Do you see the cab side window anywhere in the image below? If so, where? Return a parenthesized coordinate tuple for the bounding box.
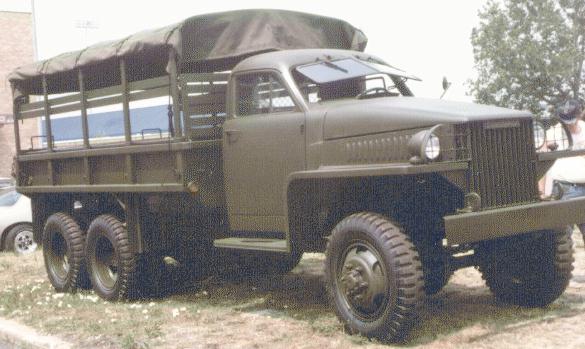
(236, 73, 296, 116)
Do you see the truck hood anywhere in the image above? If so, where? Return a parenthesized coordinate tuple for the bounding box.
(321, 97, 533, 140)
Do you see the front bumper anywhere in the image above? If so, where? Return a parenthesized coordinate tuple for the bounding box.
(444, 196, 585, 245)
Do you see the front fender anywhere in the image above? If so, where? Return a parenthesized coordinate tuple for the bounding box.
(286, 161, 468, 182)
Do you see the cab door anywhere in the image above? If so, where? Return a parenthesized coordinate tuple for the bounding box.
(222, 71, 306, 233)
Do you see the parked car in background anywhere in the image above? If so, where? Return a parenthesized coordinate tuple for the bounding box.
(0, 187, 35, 255)
(0, 177, 14, 189)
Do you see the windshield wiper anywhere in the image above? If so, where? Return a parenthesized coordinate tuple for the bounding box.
(323, 61, 348, 73)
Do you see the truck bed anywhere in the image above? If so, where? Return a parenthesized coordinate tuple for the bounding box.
(14, 71, 229, 208)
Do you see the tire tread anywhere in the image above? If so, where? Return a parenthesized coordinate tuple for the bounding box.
(325, 212, 424, 342)
(42, 213, 88, 292)
(86, 214, 138, 301)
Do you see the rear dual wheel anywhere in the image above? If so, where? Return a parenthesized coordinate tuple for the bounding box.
(43, 212, 166, 301)
(85, 214, 139, 301)
(43, 213, 90, 292)
(85, 215, 178, 300)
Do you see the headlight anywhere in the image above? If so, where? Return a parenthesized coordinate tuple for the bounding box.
(533, 121, 546, 149)
(408, 125, 442, 164)
(425, 133, 441, 160)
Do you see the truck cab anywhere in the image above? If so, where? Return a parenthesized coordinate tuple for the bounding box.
(223, 49, 414, 236)
(219, 48, 420, 249)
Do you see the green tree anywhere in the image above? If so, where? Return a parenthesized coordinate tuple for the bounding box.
(469, 0, 585, 116)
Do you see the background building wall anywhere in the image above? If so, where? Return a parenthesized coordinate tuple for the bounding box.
(0, 10, 34, 178)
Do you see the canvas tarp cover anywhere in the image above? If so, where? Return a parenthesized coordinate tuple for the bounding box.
(9, 9, 367, 97)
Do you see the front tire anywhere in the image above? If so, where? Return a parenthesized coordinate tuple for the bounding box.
(43, 213, 89, 292)
(478, 229, 573, 307)
(417, 242, 452, 295)
(86, 215, 138, 301)
(325, 212, 424, 342)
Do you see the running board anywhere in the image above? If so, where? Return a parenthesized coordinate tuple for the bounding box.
(213, 237, 288, 252)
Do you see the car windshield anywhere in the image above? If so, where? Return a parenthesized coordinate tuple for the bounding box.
(0, 189, 19, 207)
(293, 57, 419, 103)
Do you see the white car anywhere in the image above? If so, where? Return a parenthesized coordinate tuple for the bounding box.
(0, 188, 35, 255)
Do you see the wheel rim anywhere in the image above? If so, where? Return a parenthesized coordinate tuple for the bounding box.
(93, 235, 118, 290)
(47, 231, 70, 281)
(14, 229, 37, 255)
(337, 241, 389, 321)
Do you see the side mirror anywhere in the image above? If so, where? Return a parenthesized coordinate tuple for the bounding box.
(440, 77, 451, 99)
(442, 77, 451, 90)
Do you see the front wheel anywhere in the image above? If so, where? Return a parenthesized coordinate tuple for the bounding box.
(325, 212, 424, 342)
(478, 229, 574, 307)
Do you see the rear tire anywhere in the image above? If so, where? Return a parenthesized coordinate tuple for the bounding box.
(86, 215, 138, 301)
(478, 229, 573, 307)
(42, 213, 89, 293)
(5, 223, 36, 255)
(325, 212, 424, 342)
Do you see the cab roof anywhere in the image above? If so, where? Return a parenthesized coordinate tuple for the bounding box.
(232, 49, 419, 81)
(232, 49, 376, 73)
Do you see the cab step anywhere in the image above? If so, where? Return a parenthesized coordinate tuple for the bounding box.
(213, 237, 288, 252)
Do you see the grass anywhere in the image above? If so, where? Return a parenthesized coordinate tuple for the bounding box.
(0, 251, 338, 348)
(1, 241, 585, 348)
(0, 252, 165, 347)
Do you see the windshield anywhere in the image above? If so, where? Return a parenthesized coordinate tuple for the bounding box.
(296, 58, 378, 84)
(293, 57, 419, 103)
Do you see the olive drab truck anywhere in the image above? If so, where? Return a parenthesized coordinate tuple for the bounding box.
(9, 9, 585, 342)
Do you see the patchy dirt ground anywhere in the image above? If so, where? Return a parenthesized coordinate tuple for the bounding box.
(1, 232, 585, 349)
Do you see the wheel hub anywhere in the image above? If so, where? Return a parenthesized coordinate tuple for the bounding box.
(339, 245, 387, 315)
(94, 236, 118, 289)
(341, 265, 369, 303)
(15, 230, 36, 254)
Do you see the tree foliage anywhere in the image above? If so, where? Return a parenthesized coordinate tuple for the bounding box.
(469, 0, 585, 116)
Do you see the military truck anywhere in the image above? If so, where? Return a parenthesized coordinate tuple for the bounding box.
(8, 9, 585, 342)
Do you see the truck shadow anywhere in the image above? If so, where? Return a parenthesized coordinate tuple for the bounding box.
(170, 253, 585, 345)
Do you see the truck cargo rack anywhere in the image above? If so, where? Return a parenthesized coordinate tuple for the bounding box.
(13, 56, 228, 203)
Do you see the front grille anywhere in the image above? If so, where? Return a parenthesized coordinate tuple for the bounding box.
(468, 119, 537, 208)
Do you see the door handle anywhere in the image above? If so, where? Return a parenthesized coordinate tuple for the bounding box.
(224, 129, 241, 143)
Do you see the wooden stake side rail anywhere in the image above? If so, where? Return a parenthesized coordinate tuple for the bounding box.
(17, 139, 221, 162)
(17, 183, 187, 194)
(16, 139, 224, 208)
(18, 76, 171, 119)
(180, 72, 230, 140)
(13, 59, 230, 203)
(15, 71, 231, 151)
